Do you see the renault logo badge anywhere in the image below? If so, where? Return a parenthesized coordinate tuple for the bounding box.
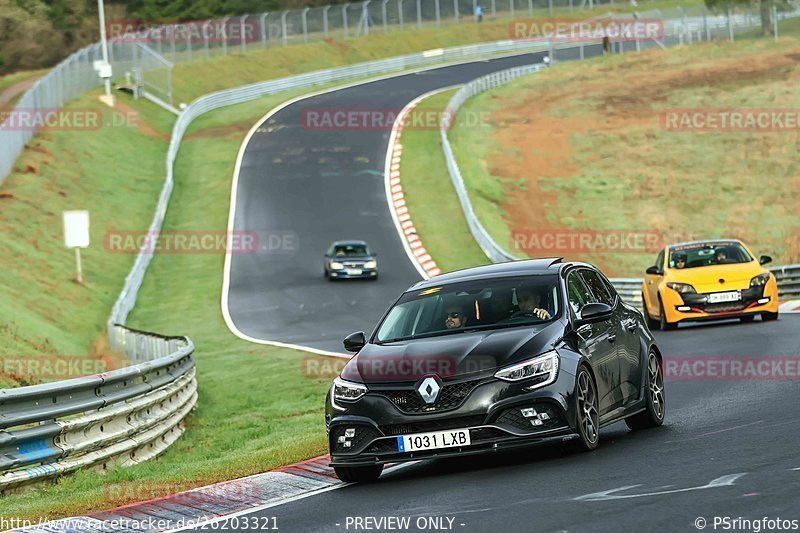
(417, 376, 441, 404)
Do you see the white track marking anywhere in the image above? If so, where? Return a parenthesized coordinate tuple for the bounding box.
(574, 473, 747, 502)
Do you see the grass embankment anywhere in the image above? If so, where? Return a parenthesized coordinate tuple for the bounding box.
(441, 33, 800, 277)
(0, 95, 174, 387)
(0, 88, 341, 521)
(167, 0, 703, 102)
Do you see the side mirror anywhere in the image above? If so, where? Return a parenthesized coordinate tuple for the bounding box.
(343, 331, 366, 353)
(577, 302, 613, 326)
(759, 255, 772, 265)
(646, 265, 662, 276)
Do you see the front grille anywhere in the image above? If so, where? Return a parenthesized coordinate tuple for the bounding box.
(374, 378, 485, 414)
(702, 302, 748, 313)
(381, 415, 486, 436)
(470, 427, 507, 441)
(342, 261, 365, 268)
(330, 425, 381, 453)
(494, 404, 565, 433)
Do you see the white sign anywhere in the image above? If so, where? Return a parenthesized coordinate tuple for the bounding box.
(63, 211, 90, 248)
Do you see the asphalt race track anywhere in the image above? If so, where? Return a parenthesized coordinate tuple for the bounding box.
(225, 46, 602, 353)
(193, 317, 800, 532)
(221, 47, 800, 532)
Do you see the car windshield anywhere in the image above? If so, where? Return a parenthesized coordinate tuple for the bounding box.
(668, 242, 752, 269)
(333, 244, 369, 257)
(375, 275, 560, 343)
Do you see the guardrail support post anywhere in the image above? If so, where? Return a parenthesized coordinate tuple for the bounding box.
(261, 13, 269, 47)
(727, 5, 734, 41)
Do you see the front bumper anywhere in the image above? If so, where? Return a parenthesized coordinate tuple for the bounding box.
(329, 268, 377, 279)
(661, 279, 779, 323)
(326, 369, 578, 467)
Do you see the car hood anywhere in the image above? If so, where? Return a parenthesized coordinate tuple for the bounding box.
(341, 321, 564, 384)
(666, 261, 765, 291)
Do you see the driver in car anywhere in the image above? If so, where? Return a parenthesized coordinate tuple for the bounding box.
(444, 303, 467, 329)
(516, 287, 551, 320)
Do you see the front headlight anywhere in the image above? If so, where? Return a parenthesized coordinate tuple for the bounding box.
(330, 261, 344, 270)
(494, 350, 559, 390)
(364, 260, 377, 269)
(666, 282, 696, 294)
(331, 377, 368, 410)
(750, 273, 771, 287)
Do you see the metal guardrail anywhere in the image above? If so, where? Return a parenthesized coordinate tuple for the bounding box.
(0, 326, 196, 493)
(439, 8, 800, 305)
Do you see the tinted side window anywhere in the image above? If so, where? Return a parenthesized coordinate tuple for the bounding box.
(567, 271, 596, 314)
(579, 269, 615, 306)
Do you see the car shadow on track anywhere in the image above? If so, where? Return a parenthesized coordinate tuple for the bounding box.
(375, 422, 677, 484)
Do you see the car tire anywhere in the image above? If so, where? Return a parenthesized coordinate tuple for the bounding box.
(625, 350, 665, 430)
(659, 297, 677, 331)
(740, 315, 755, 323)
(642, 293, 659, 330)
(761, 311, 778, 321)
(333, 465, 383, 483)
(572, 365, 599, 452)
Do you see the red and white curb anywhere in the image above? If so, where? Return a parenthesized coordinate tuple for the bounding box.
(16, 456, 342, 532)
(779, 300, 800, 313)
(384, 88, 459, 280)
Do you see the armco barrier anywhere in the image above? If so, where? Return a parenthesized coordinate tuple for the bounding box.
(0, 326, 196, 493)
(439, 12, 800, 306)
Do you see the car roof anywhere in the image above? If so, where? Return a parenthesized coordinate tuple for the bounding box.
(409, 258, 583, 290)
(332, 240, 368, 246)
(667, 238, 742, 249)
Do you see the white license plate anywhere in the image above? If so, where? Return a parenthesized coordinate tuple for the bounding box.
(397, 429, 470, 452)
(345, 269, 362, 275)
(708, 291, 741, 303)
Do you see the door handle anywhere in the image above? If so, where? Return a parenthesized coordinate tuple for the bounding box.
(608, 334, 617, 343)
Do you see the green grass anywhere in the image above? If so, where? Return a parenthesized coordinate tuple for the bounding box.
(398, 89, 490, 273)
(443, 34, 800, 277)
(0, 93, 174, 387)
(168, 0, 704, 103)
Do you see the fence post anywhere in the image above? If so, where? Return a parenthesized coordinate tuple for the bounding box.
(548, 0, 553, 16)
(528, 0, 533, 16)
(362, 1, 370, 35)
(435, 0, 441, 26)
(383, 0, 390, 32)
(323, 6, 330, 37)
(170, 24, 177, 62)
(281, 11, 289, 46)
(454, 0, 459, 23)
(344, 4, 350, 38)
(703, 6, 709, 41)
(261, 13, 269, 47)
(773, 2, 778, 41)
(241, 16, 248, 53)
(568, 0, 573, 12)
(398, 0, 405, 29)
(221, 18, 229, 55)
(510, 0, 515, 18)
(727, 5, 734, 41)
(416, 0, 422, 28)
(302, 8, 310, 42)
(203, 21, 211, 57)
(491, 0, 496, 16)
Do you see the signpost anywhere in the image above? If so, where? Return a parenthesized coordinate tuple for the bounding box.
(63, 211, 90, 283)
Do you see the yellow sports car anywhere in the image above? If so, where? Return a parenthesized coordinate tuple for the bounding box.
(641, 239, 779, 330)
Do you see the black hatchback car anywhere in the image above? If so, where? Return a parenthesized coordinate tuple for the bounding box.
(325, 258, 665, 482)
(324, 240, 378, 280)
